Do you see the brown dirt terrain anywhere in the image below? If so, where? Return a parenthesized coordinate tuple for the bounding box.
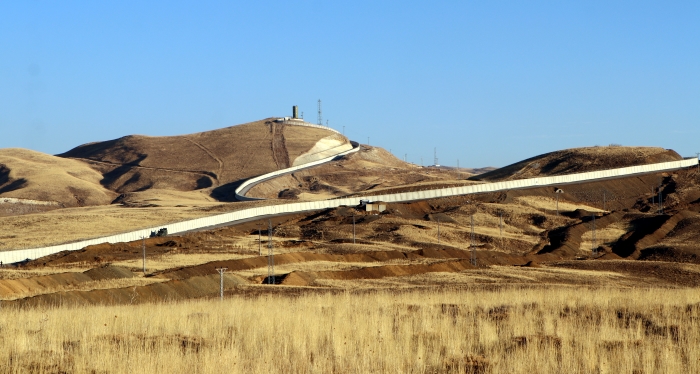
(0, 143, 699, 308)
(0, 149, 117, 207)
(471, 146, 682, 182)
(58, 118, 346, 202)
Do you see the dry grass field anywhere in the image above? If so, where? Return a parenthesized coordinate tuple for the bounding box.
(0, 198, 284, 250)
(2, 286, 699, 373)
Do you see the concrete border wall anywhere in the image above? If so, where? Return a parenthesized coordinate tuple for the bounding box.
(235, 141, 360, 200)
(279, 119, 342, 135)
(1, 156, 696, 264)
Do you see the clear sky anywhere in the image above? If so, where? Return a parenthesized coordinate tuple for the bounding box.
(1, 1, 698, 167)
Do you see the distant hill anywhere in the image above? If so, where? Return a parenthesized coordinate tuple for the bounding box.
(0, 119, 348, 207)
(0, 148, 117, 207)
(57, 119, 349, 202)
(470, 146, 682, 182)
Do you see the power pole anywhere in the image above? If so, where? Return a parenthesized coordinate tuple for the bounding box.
(352, 212, 356, 244)
(216, 268, 227, 301)
(470, 215, 476, 266)
(591, 215, 597, 255)
(658, 179, 663, 214)
(603, 190, 606, 212)
(317, 99, 322, 126)
(267, 219, 275, 284)
(499, 211, 503, 248)
(437, 217, 440, 244)
(258, 224, 262, 256)
(142, 237, 146, 275)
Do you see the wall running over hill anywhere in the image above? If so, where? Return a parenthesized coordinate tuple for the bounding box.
(0, 157, 696, 264)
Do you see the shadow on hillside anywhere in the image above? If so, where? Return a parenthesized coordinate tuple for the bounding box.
(210, 179, 247, 202)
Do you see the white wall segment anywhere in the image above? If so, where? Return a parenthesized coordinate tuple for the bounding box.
(0, 155, 696, 264)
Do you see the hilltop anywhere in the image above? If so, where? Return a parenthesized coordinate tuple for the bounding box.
(470, 146, 681, 182)
(59, 119, 351, 202)
(0, 119, 349, 210)
(0, 148, 117, 207)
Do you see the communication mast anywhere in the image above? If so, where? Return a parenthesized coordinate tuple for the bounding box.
(317, 100, 322, 126)
(434, 147, 439, 166)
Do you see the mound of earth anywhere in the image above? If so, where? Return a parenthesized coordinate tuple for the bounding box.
(58, 119, 350, 201)
(0, 148, 117, 207)
(471, 146, 681, 182)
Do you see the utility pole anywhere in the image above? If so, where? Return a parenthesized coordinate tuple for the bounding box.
(258, 224, 262, 256)
(142, 237, 146, 275)
(470, 215, 476, 266)
(267, 219, 275, 284)
(437, 217, 440, 244)
(216, 268, 227, 301)
(603, 190, 606, 212)
(658, 179, 663, 214)
(499, 211, 503, 248)
(352, 212, 356, 244)
(591, 215, 597, 255)
(404, 153, 407, 162)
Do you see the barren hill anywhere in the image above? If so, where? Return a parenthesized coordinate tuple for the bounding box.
(58, 119, 350, 201)
(0, 148, 117, 207)
(470, 146, 681, 182)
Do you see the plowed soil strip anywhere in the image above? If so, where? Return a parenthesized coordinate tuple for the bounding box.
(4, 273, 249, 308)
(158, 248, 528, 280)
(0, 265, 134, 298)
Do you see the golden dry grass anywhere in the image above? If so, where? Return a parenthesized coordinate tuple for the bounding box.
(0, 198, 293, 250)
(0, 148, 117, 206)
(2, 286, 699, 373)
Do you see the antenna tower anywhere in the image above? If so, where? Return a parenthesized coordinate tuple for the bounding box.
(434, 147, 438, 166)
(317, 99, 322, 126)
(267, 219, 275, 284)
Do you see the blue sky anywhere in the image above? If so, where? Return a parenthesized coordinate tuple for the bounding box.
(1, 1, 698, 167)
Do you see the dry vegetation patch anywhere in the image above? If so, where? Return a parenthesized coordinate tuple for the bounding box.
(2, 287, 699, 373)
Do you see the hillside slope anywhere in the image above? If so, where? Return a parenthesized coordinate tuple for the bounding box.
(471, 146, 681, 182)
(0, 149, 117, 207)
(58, 119, 349, 201)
